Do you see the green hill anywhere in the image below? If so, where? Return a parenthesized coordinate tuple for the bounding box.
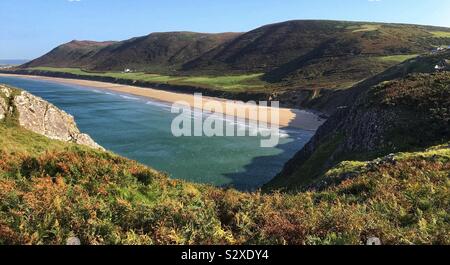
(15, 20, 450, 110)
(184, 20, 448, 75)
(22, 40, 117, 69)
(265, 59, 450, 191)
(23, 32, 241, 73)
(299, 50, 450, 114)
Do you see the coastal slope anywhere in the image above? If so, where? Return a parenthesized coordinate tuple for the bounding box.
(265, 52, 450, 191)
(22, 41, 116, 69)
(0, 83, 448, 245)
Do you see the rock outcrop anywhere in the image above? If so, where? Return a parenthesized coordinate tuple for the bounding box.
(0, 86, 12, 120)
(0, 96, 6, 120)
(0, 84, 104, 150)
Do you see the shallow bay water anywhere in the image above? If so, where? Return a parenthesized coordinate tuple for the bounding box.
(0, 76, 314, 190)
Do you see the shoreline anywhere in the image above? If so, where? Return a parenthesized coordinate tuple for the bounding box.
(0, 73, 326, 130)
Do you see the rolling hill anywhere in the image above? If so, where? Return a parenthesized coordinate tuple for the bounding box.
(265, 52, 450, 191)
(15, 20, 450, 113)
(23, 20, 450, 79)
(23, 32, 242, 73)
(22, 40, 117, 69)
(184, 20, 446, 74)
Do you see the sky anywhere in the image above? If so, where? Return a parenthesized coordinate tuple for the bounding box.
(1, 0, 450, 60)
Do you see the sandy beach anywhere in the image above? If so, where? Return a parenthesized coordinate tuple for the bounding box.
(0, 73, 326, 130)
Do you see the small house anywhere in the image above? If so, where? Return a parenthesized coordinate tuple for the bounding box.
(434, 60, 448, 71)
(435, 65, 444, 71)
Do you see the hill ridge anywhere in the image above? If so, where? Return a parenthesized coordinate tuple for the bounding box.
(20, 20, 450, 110)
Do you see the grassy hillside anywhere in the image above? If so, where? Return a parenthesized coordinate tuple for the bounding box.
(17, 20, 450, 108)
(266, 70, 450, 191)
(287, 50, 450, 115)
(1, 120, 449, 245)
(23, 32, 241, 73)
(185, 21, 447, 73)
(185, 20, 449, 88)
(258, 21, 449, 87)
(89, 32, 242, 72)
(1, 84, 449, 245)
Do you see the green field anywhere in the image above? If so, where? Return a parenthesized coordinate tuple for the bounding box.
(28, 67, 267, 92)
(375, 54, 419, 63)
(348, 24, 381, 33)
(430, 31, 450, 38)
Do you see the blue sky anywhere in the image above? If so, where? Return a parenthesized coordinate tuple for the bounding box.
(1, 0, 450, 60)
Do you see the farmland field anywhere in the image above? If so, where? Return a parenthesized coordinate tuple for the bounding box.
(375, 54, 419, 63)
(28, 67, 267, 92)
(430, 31, 450, 38)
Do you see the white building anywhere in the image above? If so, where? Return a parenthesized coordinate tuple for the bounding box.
(435, 60, 448, 71)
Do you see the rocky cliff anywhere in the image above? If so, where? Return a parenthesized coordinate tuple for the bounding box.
(0, 84, 103, 150)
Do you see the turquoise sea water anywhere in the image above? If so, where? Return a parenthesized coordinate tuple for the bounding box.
(0, 76, 314, 190)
